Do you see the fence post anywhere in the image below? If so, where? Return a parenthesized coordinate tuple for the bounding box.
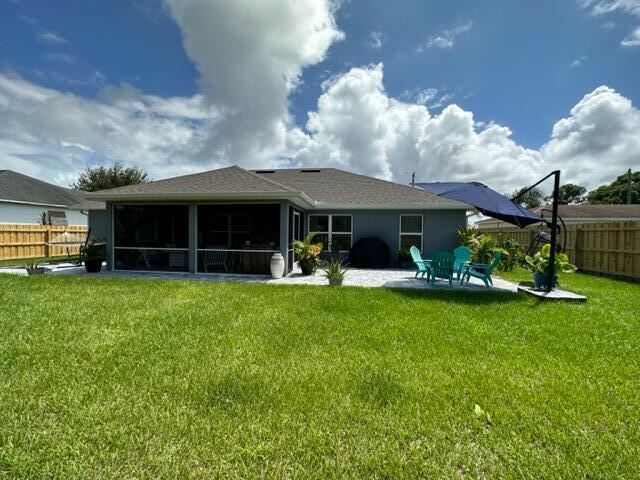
(574, 227, 581, 269)
(44, 226, 50, 258)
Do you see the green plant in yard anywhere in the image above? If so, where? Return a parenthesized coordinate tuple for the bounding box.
(396, 247, 411, 264)
(525, 243, 577, 277)
(496, 233, 524, 271)
(24, 258, 42, 275)
(457, 226, 479, 248)
(291, 232, 323, 275)
(471, 234, 507, 265)
(321, 257, 348, 286)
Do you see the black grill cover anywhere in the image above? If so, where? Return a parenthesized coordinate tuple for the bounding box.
(349, 237, 390, 268)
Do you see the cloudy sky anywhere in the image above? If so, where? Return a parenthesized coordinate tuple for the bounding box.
(1, 0, 639, 194)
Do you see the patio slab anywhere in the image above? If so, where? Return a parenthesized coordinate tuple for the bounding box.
(0, 263, 518, 292)
(518, 284, 587, 302)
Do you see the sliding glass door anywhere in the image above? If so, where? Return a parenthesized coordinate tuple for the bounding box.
(113, 204, 189, 271)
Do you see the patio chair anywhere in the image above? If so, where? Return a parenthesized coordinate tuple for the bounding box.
(409, 245, 430, 280)
(430, 250, 454, 286)
(453, 246, 472, 281)
(203, 250, 228, 273)
(461, 252, 502, 288)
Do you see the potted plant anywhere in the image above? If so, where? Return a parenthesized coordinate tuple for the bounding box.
(321, 257, 348, 286)
(525, 243, 577, 289)
(25, 258, 45, 275)
(395, 247, 412, 268)
(80, 240, 105, 273)
(291, 233, 323, 275)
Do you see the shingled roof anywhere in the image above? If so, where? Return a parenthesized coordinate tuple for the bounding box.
(87, 165, 466, 209)
(0, 170, 104, 210)
(250, 168, 464, 208)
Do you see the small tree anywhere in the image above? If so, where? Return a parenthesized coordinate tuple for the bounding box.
(39, 211, 50, 225)
(72, 162, 150, 192)
(510, 186, 543, 209)
(546, 183, 587, 205)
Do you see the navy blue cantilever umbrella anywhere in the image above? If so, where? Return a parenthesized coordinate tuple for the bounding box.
(416, 181, 544, 228)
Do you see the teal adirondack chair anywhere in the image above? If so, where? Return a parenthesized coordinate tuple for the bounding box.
(461, 252, 502, 287)
(453, 246, 472, 281)
(409, 246, 430, 280)
(430, 250, 454, 286)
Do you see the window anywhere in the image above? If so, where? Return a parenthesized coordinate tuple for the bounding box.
(399, 214, 422, 251)
(309, 214, 352, 252)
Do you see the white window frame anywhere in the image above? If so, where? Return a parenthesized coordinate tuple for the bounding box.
(308, 214, 353, 252)
(399, 214, 423, 252)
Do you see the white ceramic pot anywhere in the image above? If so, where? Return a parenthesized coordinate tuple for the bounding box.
(270, 253, 285, 279)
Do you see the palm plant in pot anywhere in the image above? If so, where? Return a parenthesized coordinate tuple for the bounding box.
(291, 233, 323, 275)
(321, 257, 348, 286)
(80, 240, 105, 273)
(525, 243, 577, 289)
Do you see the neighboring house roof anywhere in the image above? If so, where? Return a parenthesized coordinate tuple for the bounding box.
(0, 170, 104, 210)
(531, 204, 640, 220)
(477, 203, 640, 225)
(86, 165, 467, 210)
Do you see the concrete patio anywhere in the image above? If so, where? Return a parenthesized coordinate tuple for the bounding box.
(1, 262, 518, 292)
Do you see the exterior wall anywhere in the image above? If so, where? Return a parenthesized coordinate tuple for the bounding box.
(89, 203, 112, 268)
(90, 201, 466, 272)
(305, 209, 467, 263)
(0, 201, 89, 226)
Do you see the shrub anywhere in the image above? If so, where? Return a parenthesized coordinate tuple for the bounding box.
(496, 233, 524, 271)
(457, 226, 479, 248)
(396, 247, 411, 264)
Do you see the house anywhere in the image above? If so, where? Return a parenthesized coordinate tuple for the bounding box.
(86, 165, 469, 275)
(0, 170, 104, 226)
(476, 204, 640, 229)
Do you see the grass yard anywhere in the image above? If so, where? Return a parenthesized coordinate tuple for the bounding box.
(0, 255, 76, 267)
(0, 270, 638, 478)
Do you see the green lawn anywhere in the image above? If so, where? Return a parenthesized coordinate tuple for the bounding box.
(0, 255, 75, 267)
(0, 270, 638, 478)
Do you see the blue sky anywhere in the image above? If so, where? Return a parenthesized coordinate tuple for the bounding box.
(1, 0, 639, 191)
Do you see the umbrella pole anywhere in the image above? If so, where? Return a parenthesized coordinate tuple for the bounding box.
(547, 171, 560, 292)
(512, 170, 562, 291)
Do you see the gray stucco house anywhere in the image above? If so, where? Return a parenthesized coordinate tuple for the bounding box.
(86, 165, 469, 275)
(0, 170, 104, 226)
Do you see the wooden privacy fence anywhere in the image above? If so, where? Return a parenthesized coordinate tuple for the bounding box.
(0, 224, 88, 261)
(478, 221, 640, 280)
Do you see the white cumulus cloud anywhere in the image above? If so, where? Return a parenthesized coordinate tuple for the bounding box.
(162, 0, 343, 166)
(289, 64, 640, 193)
